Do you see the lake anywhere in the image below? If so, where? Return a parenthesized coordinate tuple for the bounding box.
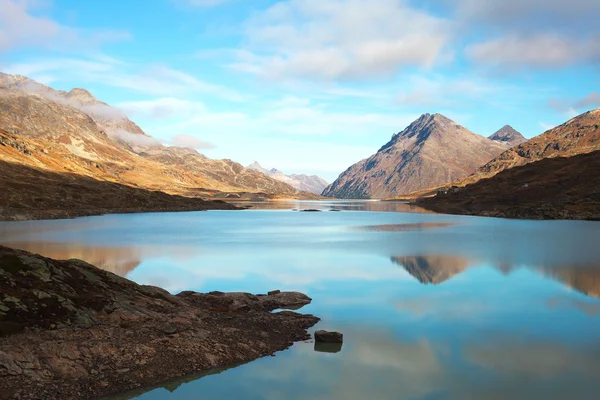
(2, 200, 600, 400)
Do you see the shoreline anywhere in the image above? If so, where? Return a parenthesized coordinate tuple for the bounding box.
(0, 202, 241, 222)
(0, 246, 320, 399)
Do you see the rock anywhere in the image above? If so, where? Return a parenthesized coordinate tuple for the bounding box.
(0, 246, 320, 399)
(267, 290, 281, 296)
(314, 330, 343, 343)
(299, 209, 322, 212)
(266, 292, 312, 310)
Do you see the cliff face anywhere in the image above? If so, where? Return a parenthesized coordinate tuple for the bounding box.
(323, 114, 507, 199)
(0, 73, 310, 200)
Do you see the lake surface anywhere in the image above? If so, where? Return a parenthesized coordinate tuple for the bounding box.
(2, 200, 600, 399)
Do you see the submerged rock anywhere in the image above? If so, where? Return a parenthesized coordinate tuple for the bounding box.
(0, 246, 319, 399)
(314, 330, 343, 343)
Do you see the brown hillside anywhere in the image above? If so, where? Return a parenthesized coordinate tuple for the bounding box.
(418, 151, 600, 220)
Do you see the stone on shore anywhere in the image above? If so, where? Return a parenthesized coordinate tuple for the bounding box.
(314, 330, 343, 343)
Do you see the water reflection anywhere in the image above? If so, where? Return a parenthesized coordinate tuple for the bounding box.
(391, 255, 470, 284)
(1, 202, 600, 399)
(314, 342, 343, 354)
(2, 241, 143, 276)
(356, 222, 456, 232)
(391, 254, 600, 299)
(229, 200, 433, 213)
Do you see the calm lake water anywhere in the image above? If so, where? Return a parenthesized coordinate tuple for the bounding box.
(2, 200, 600, 399)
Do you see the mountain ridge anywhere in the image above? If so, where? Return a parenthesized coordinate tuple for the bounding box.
(0, 72, 316, 204)
(247, 161, 328, 195)
(323, 113, 508, 198)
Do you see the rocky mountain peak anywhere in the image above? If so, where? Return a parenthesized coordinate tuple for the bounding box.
(488, 125, 527, 146)
(386, 113, 459, 150)
(248, 161, 262, 169)
(66, 88, 100, 105)
(324, 114, 507, 198)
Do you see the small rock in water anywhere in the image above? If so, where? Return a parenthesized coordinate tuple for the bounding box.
(299, 209, 322, 212)
(314, 330, 343, 343)
(268, 290, 281, 296)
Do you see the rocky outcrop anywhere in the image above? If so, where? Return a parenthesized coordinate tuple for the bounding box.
(488, 125, 527, 147)
(247, 161, 329, 195)
(322, 114, 507, 199)
(418, 150, 600, 220)
(0, 246, 319, 399)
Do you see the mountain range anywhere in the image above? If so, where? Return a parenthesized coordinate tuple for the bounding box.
(322, 113, 510, 198)
(393, 255, 600, 299)
(247, 162, 328, 195)
(0, 73, 316, 208)
(415, 108, 600, 219)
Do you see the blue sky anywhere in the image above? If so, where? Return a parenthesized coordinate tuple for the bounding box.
(1, 0, 600, 181)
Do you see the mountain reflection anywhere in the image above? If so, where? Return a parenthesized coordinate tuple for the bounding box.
(3, 242, 142, 277)
(391, 255, 471, 284)
(229, 200, 433, 213)
(392, 255, 600, 299)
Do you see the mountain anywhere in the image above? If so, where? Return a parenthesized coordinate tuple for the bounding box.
(390, 255, 470, 284)
(458, 108, 600, 186)
(488, 125, 527, 147)
(322, 113, 508, 199)
(392, 253, 600, 299)
(0, 73, 313, 208)
(247, 161, 328, 195)
(418, 150, 600, 220)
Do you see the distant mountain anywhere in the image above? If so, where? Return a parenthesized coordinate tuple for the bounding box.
(322, 113, 507, 199)
(0, 72, 313, 206)
(459, 108, 600, 186)
(488, 125, 527, 147)
(247, 161, 328, 195)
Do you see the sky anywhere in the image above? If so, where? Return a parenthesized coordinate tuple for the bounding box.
(1, 0, 600, 181)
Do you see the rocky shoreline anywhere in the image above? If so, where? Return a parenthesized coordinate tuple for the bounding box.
(0, 246, 319, 399)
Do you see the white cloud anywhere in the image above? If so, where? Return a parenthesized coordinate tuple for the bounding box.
(452, 0, 600, 24)
(575, 92, 600, 109)
(108, 129, 161, 147)
(548, 92, 600, 118)
(170, 133, 215, 149)
(539, 121, 556, 131)
(0, 0, 130, 52)
(233, 0, 452, 82)
(466, 34, 600, 69)
(4, 58, 248, 101)
(395, 75, 500, 107)
(118, 97, 207, 119)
